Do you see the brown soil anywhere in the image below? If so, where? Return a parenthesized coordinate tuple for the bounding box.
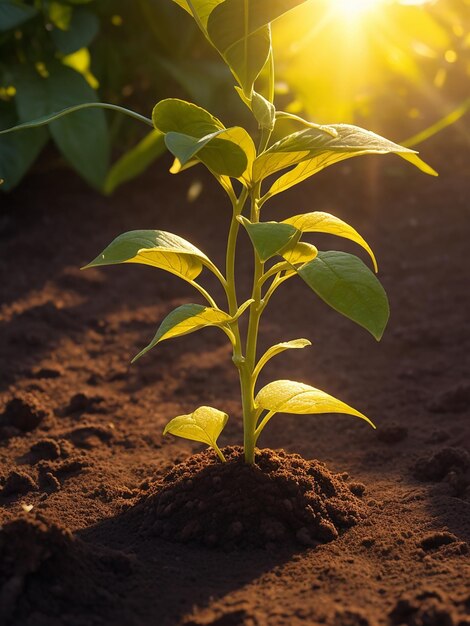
(136, 446, 366, 548)
(1, 128, 469, 625)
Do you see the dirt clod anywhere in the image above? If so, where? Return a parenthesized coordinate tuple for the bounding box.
(413, 447, 469, 480)
(1, 470, 37, 497)
(0, 393, 49, 433)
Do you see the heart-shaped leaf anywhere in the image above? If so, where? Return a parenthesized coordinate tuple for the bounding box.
(164, 405, 228, 462)
(82, 230, 212, 283)
(255, 379, 374, 427)
(132, 303, 233, 362)
(297, 251, 390, 340)
(283, 211, 378, 272)
(238, 217, 299, 262)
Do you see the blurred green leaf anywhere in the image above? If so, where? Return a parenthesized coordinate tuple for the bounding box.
(0, 0, 37, 31)
(297, 251, 390, 341)
(50, 9, 99, 55)
(48, 1, 73, 30)
(104, 130, 165, 195)
(13, 64, 109, 188)
(0, 104, 47, 191)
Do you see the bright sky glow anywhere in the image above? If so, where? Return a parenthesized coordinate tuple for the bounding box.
(331, 0, 386, 18)
(330, 0, 432, 19)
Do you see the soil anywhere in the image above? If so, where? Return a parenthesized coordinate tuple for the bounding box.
(0, 127, 469, 626)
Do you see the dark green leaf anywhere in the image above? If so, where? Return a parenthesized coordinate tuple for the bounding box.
(297, 251, 389, 340)
(13, 64, 109, 189)
(0, 0, 37, 31)
(50, 9, 99, 55)
(104, 130, 165, 195)
(239, 217, 299, 262)
(207, 0, 306, 95)
(0, 104, 47, 191)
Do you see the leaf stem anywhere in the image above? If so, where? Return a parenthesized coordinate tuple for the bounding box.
(0, 103, 154, 135)
(189, 280, 218, 308)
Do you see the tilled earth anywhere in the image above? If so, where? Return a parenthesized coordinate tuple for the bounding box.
(0, 129, 469, 626)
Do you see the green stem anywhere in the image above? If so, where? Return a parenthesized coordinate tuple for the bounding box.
(242, 183, 265, 464)
(213, 443, 227, 463)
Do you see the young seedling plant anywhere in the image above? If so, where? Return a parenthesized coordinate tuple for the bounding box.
(0, 0, 437, 466)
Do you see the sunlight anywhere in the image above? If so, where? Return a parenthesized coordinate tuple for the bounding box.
(331, 0, 386, 19)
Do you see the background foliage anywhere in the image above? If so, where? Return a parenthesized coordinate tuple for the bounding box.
(0, 0, 468, 193)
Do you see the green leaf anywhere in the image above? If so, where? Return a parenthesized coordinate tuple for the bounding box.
(132, 303, 232, 362)
(255, 124, 437, 194)
(255, 379, 374, 427)
(82, 230, 212, 283)
(0, 0, 37, 31)
(152, 98, 224, 136)
(153, 99, 252, 179)
(104, 130, 165, 195)
(164, 405, 228, 461)
(283, 211, 378, 272)
(12, 64, 109, 189)
(297, 251, 390, 340)
(207, 0, 307, 96)
(0, 104, 48, 191)
(50, 9, 99, 55)
(171, 0, 225, 29)
(238, 216, 299, 262)
(235, 87, 275, 130)
(254, 339, 311, 379)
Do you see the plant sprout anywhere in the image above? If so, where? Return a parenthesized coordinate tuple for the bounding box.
(0, 0, 437, 465)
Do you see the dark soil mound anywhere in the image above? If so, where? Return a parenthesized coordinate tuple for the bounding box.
(137, 447, 366, 549)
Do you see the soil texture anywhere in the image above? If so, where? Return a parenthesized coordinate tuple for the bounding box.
(0, 128, 469, 626)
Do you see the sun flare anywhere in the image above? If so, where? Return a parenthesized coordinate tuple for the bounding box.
(332, 0, 385, 18)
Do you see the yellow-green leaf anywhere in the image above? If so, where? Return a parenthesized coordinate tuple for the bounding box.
(82, 230, 211, 283)
(171, 0, 225, 29)
(132, 303, 232, 362)
(282, 241, 318, 265)
(255, 123, 437, 194)
(164, 405, 228, 461)
(254, 339, 311, 380)
(283, 211, 378, 272)
(255, 379, 374, 427)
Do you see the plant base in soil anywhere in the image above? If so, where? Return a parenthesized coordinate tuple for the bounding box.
(136, 446, 367, 549)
